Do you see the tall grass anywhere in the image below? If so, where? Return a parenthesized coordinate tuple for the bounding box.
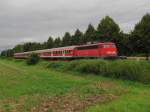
(48, 59, 150, 83)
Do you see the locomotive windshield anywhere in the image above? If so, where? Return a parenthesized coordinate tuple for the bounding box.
(103, 44, 116, 48)
(103, 45, 110, 48)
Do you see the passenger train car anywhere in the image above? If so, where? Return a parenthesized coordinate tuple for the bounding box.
(14, 42, 118, 59)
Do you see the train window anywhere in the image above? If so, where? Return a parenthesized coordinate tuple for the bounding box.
(53, 51, 56, 54)
(63, 50, 65, 54)
(53, 51, 62, 54)
(59, 51, 62, 54)
(65, 50, 68, 54)
(103, 45, 110, 48)
(63, 50, 71, 54)
(67, 50, 71, 53)
(66, 50, 68, 54)
(77, 45, 98, 50)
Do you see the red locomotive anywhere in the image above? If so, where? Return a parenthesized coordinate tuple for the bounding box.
(14, 42, 118, 59)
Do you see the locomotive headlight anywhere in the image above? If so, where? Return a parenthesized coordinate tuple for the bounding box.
(107, 51, 116, 54)
(112, 51, 116, 54)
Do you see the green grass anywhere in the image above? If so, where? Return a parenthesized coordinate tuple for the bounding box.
(0, 59, 149, 112)
(0, 59, 90, 98)
(85, 94, 150, 112)
(83, 80, 150, 112)
(0, 59, 92, 111)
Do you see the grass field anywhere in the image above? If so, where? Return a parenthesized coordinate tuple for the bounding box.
(0, 59, 149, 112)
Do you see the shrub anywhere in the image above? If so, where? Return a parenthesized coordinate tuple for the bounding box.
(47, 61, 67, 69)
(108, 61, 142, 80)
(47, 59, 150, 83)
(27, 53, 40, 65)
(74, 60, 106, 74)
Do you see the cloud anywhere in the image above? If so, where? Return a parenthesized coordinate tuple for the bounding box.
(0, 0, 150, 51)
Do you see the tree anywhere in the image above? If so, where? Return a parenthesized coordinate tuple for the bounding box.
(84, 24, 96, 43)
(71, 29, 83, 45)
(116, 32, 130, 56)
(131, 13, 150, 60)
(97, 16, 120, 42)
(41, 42, 47, 49)
(46, 36, 54, 48)
(54, 37, 62, 47)
(1, 49, 14, 57)
(13, 44, 24, 53)
(1, 51, 7, 57)
(62, 32, 72, 46)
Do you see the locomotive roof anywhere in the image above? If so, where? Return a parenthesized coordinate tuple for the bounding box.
(76, 42, 114, 47)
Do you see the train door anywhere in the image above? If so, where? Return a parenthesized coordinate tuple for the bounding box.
(98, 44, 103, 57)
(62, 49, 65, 57)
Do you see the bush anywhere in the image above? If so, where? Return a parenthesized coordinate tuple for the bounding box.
(47, 59, 150, 83)
(73, 60, 105, 74)
(27, 53, 40, 65)
(47, 61, 67, 69)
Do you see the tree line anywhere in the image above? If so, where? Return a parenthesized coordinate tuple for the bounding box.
(1, 13, 150, 60)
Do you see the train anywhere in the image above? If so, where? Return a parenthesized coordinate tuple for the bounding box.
(14, 42, 118, 59)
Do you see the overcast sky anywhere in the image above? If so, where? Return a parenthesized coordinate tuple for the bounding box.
(0, 0, 150, 51)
